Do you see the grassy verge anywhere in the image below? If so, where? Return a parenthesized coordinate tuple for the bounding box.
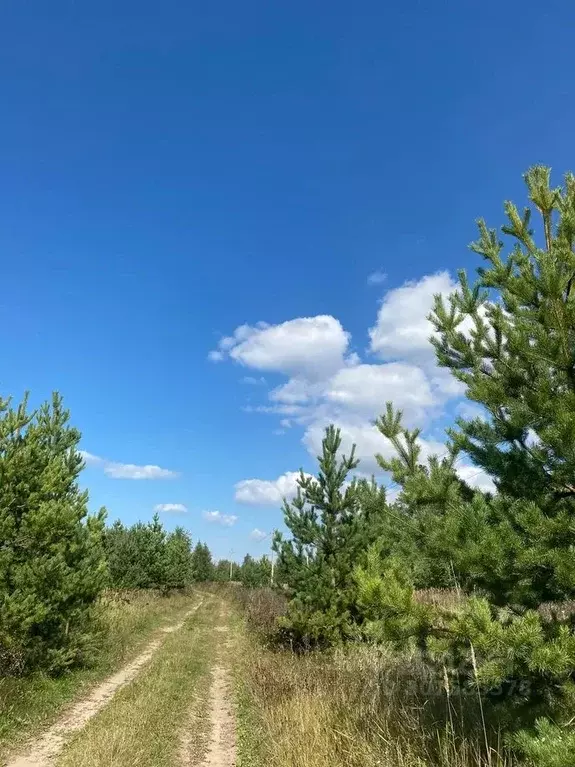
(231, 602, 518, 767)
(56, 595, 216, 767)
(229, 609, 266, 767)
(0, 590, 197, 758)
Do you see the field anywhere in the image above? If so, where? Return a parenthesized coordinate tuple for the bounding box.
(0, 587, 526, 767)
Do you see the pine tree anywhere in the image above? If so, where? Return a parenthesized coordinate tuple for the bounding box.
(164, 527, 193, 589)
(240, 554, 272, 588)
(240, 554, 257, 587)
(214, 559, 233, 582)
(103, 517, 168, 589)
(146, 513, 167, 588)
(360, 168, 575, 763)
(274, 425, 382, 647)
(191, 542, 213, 582)
(0, 393, 107, 674)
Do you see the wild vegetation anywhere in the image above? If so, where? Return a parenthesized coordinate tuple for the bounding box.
(0, 589, 196, 758)
(2, 167, 575, 766)
(253, 166, 575, 767)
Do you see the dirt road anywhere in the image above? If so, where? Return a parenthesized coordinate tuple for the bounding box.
(3, 595, 239, 767)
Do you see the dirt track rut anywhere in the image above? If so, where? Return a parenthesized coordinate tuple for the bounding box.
(5, 601, 203, 767)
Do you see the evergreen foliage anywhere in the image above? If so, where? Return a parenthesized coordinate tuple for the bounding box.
(213, 559, 234, 582)
(239, 554, 273, 588)
(276, 167, 575, 763)
(190, 541, 214, 582)
(0, 393, 107, 675)
(164, 527, 194, 589)
(104, 516, 194, 590)
(273, 425, 383, 647)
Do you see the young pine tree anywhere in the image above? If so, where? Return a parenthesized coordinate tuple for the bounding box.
(191, 542, 213, 582)
(164, 527, 193, 590)
(0, 393, 107, 675)
(274, 425, 382, 647)
(103, 518, 167, 589)
(361, 168, 575, 765)
(240, 554, 273, 588)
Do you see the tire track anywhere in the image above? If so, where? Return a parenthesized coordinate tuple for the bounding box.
(200, 664, 236, 767)
(5, 599, 204, 767)
(180, 602, 236, 767)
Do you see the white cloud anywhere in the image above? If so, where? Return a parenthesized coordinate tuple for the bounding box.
(154, 503, 188, 513)
(80, 450, 179, 480)
(209, 316, 352, 380)
(104, 463, 179, 480)
(303, 417, 446, 475)
(250, 528, 268, 541)
(303, 418, 390, 475)
(243, 403, 308, 417)
(80, 450, 104, 467)
(369, 271, 456, 362)
(269, 378, 324, 404)
(203, 510, 238, 526)
(325, 363, 436, 423)
(234, 471, 306, 507)
(367, 270, 387, 285)
(456, 464, 496, 493)
(214, 271, 484, 495)
(456, 401, 486, 421)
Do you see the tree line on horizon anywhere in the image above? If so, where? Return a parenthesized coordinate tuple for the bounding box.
(104, 516, 273, 590)
(0, 391, 270, 677)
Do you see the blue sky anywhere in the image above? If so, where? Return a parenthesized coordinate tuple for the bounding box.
(1, 0, 574, 560)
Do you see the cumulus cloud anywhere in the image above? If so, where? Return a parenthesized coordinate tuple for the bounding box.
(241, 376, 267, 385)
(303, 417, 446, 475)
(456, 464, 496, 493)
(269, 378, 324, 405)
(80, 451, 179, 480)
(369, 271, 456, 362)
(203, 510, 238, 526)
(154, 503, 188, 513)
(209, 316, 352, 380)
(80, 450, 104, 467)
(214, 271, 487, 493)
(325, 363, 436, 423)
(234, 471, 306, 507)
(456, 401, 487, 421)
(250, 528, 269, 541)
(105, 463, 179, 480)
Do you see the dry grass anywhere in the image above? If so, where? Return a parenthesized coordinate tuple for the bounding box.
(0, 589, 196, 758)
(235, 630, 519, 767)
(234, 586, 287, 644)
(56, 596, 217, 767)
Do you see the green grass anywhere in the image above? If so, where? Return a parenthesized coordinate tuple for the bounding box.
(229, 611, 266, 767)
(56, 595, 217, 767)
(0, 590, 197, 759)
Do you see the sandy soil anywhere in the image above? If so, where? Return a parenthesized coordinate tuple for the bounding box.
(200, 663, 236, 767)
(179, 605, 236, 767)
(5, 601, 203, 767)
